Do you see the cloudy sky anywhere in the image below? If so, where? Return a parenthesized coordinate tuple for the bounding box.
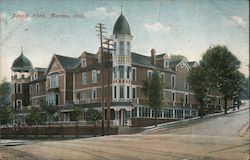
(0, 0, 249, 81)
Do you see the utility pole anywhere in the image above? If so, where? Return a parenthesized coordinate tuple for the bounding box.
(96, 23, 106, 136)
(103, 38, 114, 136)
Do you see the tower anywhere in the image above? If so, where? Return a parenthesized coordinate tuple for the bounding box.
(111, 12, 133, 102)
(11, 47, 33, 112)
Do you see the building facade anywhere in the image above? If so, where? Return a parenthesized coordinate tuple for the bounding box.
(11, 13, 227, 126)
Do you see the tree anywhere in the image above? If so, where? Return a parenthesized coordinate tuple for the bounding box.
(71, 104, 83, 138)
(86, 105, 101, 122)
(142, 71, 163, 127)
(200, 45, 242, 114)
(187, 66, 209, 118)
(170, 54, 188, 61)
(0, 106, 16, 127)
(41, 100, 58, 122)
(0, 80, 11, 107)
(26, 106, 45, 126)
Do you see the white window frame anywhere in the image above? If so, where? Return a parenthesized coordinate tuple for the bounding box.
(132, 67, 136, 81)
(92, 70, 97, 83)
(16, 83, 22, 93)
(36, 83, 39, 94)
(132, 87, 137, 99)
(16, 100, 22, 109)
(50, 74, 58, 88)
(119, 85, 124, 99)
(81, 58, 86, 67)
(147, 70, 153, 79)
(127, 86, 130, 99)
(164, 60, 169, 68)
(29, 84, 32, 95)
(172, 92, 176, 102)
(184, 94, 189, 104)
(119, 41, 124, 55)
(114, 86, 117, 99)
(92, 88, 97, 99)
(161, 73, 165, 81)
(127, 41, 130, 55)
(82, 72, 87, 85)
(171, 75, 176, 88)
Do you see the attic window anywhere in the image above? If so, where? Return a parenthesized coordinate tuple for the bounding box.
(164, 60, 169, 68)
(181, 63, 184, 68)
(81, 59, 86, 67)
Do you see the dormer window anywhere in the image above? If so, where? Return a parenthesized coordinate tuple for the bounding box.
(164, 60, 169, 68)
(81, 58, 86, 68)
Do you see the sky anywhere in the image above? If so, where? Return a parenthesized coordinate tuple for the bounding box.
(0, 0, 249, 81)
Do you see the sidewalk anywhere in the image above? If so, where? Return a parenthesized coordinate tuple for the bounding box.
(142, 103, 249, 134)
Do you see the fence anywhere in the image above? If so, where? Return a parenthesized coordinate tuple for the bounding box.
(0, 125, 118, 138)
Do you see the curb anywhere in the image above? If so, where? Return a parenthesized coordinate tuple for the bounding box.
(141, 106, 249, 134)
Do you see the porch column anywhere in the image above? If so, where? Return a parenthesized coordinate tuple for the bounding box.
(150, 109, 152, 118)
(173, 110, 175, 119)
(136, 106, 139, 118)
(161, 110, 164, 118)
(183, 110, 185, 119)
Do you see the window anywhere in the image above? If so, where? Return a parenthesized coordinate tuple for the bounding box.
(50, 74, 58, 88)
(119, 66, 124, 79)
(76, 93, 81, 101)
(16, 100, 22, 110)
(127, 86, 130, 99)
(191, 110, 197, 117)
(120, 86, 124, 98)
(185, 94, 188, 104)
(127, 42, 130, 55)
(34, 73, 37, 79)
(132, 68, 136, 81)
(114, 42, 116, 55)
(113, 67, 117, 79)
(16, 83, 22, 93)
(82, 72, 87, 85)
(127, 66, 131, 79)
(92, 88, 97, 99)
(47, 93, 59, 106)
(147, 70, 152, 79)
(92, 70, 97, 83)
(55, 94, 59, 105)
(81, 58, 86, 67)
(165, 60, 169, 68)
(218, 98, 221, 105)
(36, 83, 39, 94)
(114, 86, 117, 99)
(119, 41, 124, 55)
(29, 85, 32, 95)
(171, 75, 176, 87)
(172, 92, 176, 102)
(132, 88, 136, 98)
(185, 82, 188, 89)
(161, 73, 165, 81)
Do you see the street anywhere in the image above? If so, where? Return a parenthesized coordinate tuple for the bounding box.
(0, 101, 249, 160)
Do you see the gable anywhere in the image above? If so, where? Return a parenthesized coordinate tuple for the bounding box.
(46, 57, 64, 75)
(176, 60, 190, 72)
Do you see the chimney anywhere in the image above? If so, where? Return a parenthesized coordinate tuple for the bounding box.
(151, 48, 156, 65)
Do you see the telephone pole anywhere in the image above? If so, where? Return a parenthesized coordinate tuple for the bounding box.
(103, 38, 114, 136)
(96, 23, 106, 136)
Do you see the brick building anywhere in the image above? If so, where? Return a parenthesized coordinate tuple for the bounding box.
(11, 13, 227, 126)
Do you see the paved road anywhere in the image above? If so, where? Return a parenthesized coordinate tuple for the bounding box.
(0, 101, 249, 160)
